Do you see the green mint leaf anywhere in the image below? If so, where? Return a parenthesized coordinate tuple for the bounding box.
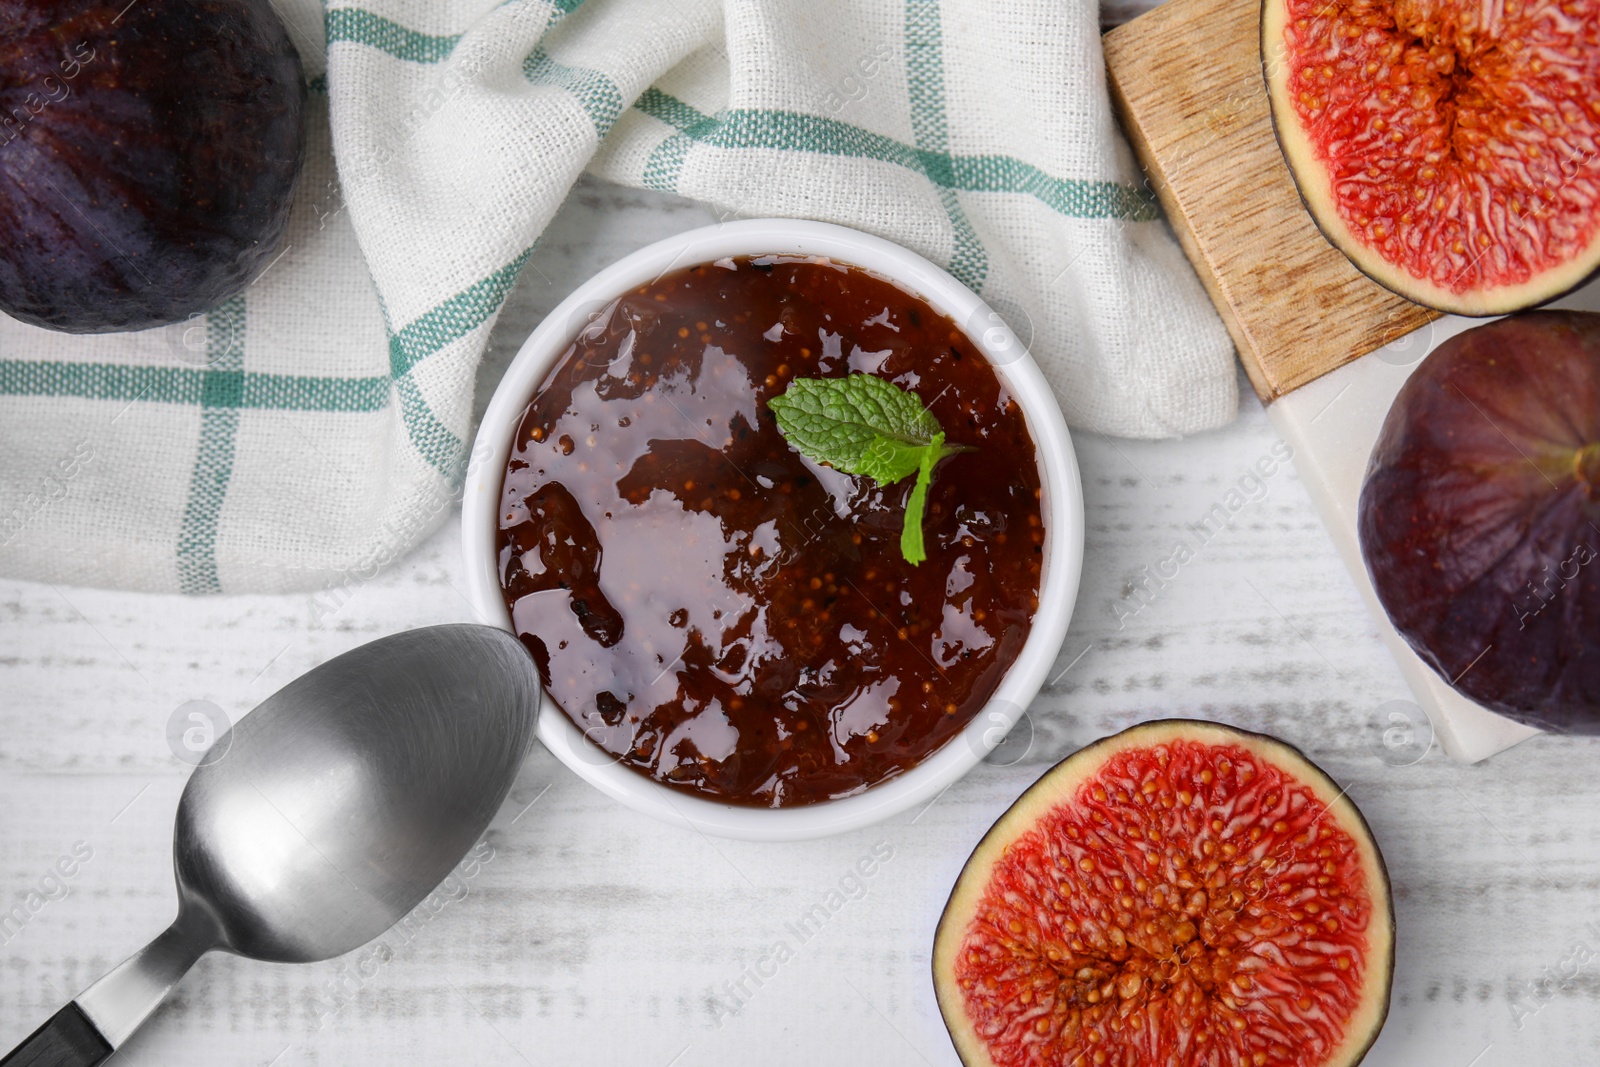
(768, 375, 972, 566)
(899, 431, 945, 566)
(767, 374, 942, 475)
(857, 435, 928, 483)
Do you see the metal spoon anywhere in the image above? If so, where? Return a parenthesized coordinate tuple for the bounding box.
(2, 623, 540, 1066)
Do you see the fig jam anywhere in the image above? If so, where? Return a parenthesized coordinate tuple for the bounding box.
(496, 255, 1043, 806)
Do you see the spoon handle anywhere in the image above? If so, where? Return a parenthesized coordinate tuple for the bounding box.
(74, 916, 212, 1050)
(0, 1003, 111, 1067)
(3, 914, 212, 1065)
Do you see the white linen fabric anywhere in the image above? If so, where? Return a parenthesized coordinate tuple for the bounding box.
(0, 0, 1235, 594)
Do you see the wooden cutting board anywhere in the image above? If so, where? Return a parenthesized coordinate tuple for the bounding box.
(1102, 0, 1441, 401)
(1101, 0, 1573, 762)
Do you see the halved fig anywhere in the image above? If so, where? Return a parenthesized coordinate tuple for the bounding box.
(1359, 310, 1600, 731)
(1263, 0, 1600, 315)
(934, 719, 1394, 1067)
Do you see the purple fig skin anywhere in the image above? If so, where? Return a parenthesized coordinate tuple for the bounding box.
(0, 0, 304, 333)
(1359, 311, 1600, 732)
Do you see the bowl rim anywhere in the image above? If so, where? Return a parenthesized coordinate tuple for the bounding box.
(462, 218, 1084, 841)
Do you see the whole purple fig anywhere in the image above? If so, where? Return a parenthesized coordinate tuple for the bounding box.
(1360, 311, 1600, 732)
(0, 0, 304, 332)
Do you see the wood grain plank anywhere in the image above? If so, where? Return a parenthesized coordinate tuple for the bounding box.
(1103, 0, 1441, 400)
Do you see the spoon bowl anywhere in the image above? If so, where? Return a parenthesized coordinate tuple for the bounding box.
(3, 623, 540, 1065)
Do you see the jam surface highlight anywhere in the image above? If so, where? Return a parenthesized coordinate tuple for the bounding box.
(497, 256, 1043, 806)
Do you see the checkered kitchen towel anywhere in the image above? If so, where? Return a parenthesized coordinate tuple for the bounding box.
(0, 0, 1236, 595)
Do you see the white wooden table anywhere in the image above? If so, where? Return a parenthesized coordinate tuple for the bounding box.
(4, 175, 1599, 1066)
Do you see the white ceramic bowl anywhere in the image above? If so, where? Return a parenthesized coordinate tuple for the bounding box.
(463, 219, 1083, 841)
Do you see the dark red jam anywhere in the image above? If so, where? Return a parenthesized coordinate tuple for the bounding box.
(497, 255, 1043, 807)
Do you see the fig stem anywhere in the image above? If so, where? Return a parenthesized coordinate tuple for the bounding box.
(1578, 443, 1600, 496)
